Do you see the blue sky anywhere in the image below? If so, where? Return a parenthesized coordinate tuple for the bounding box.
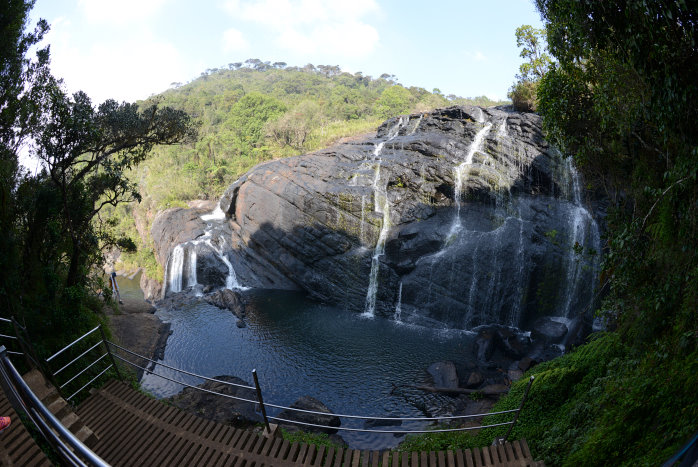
(31, 0, 544, 104)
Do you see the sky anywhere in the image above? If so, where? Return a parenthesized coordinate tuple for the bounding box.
(30, 0, 545, 105)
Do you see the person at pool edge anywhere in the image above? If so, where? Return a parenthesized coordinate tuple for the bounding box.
(110, 271, 123, 304)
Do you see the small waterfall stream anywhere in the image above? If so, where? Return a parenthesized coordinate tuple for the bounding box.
(167, 245, 185, 293)
(362, 117, 407, 317)
(560, 159, 601, 318)
(449, 121, 493, 236)
(164, 206, 245, 295)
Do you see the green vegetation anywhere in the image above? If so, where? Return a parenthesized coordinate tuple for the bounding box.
(280, 428, 345, 450)
(508, 25, 551, 112)
(0, 0, 194, 353)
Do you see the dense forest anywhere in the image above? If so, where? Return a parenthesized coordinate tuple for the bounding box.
(108, 63, 507, 279)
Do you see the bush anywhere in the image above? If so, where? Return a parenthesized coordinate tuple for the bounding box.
(508, 81, 538, 112)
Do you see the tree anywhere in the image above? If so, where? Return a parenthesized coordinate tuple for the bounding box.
(374, 85, 414, 118)
(226, 92, 285, 153)
(508, 25, 551, 111)
(34, 87, 196, 289)
(0, 0, 52, 317)
(0, 0, 196, 343)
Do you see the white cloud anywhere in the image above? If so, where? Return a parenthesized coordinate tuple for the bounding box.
(465, 50, 487, 62)
(45, 21, 188, 104)
(78, 0, 168, 24)
(222, 28, 249, 52)
(223, 0, 380, 58)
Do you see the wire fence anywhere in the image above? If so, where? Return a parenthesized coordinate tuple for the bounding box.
(28, 322, 535, 439)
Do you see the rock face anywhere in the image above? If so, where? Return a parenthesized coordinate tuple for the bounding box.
(151, 105, 602, 332)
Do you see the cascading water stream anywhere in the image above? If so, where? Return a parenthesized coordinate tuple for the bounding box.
(167, 245, 185, 293)
(449, 121, 493, 236)
(394, 281, 403, 323)
(164, 205, 245, 295)
(560, 159, 601, 318)
(362, 117, 407, 317)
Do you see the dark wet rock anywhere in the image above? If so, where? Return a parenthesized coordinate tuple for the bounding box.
(531, 317, 568, 344)
(465, 371, 484, 388)
(518, 357, 534, 372)
(205, 288, 246, 319)
(166, 375, 261, 426)
(495, 327, 532, 359)
(475, 329, 496, 362)
(427, 361, 459, 389)
(480, 384, 509, 396)
(563, 317, 591, 351)
(151, 106, 602, 333)
(278, 396, 341, 434)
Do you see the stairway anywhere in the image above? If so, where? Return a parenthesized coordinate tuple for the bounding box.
(22, 369, 99, 447)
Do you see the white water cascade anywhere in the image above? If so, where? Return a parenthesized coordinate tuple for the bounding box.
(167, 244, 185, 293)
(561, 159, 601, 318)
(449, 121, 493, 235)
(362, 117, 407, 317)
(394, 281, 403, 322)
(164, 205, 245, 295)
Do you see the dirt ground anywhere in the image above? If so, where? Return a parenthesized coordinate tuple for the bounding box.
(103, 273, 171, 380)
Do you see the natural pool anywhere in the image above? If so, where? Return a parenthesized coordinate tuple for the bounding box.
(130, 285, 479, 450)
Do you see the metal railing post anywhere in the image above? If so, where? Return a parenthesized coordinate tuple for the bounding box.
(99, 325, 122, 381)
(500, 375, 534, 443)
(252, 369, 271, 434)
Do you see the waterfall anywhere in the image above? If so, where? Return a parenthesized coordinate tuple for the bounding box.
(205, 236, 242, 289)
(409, 115, 423, 135)
(201, 205, 226, 221)
(359, 195, 366, 246)
(394, 281, 403, 322)
(362, 117, 407, 317)
(167, 244, 185, 293)
(560, 159, 601, 318)
(497, 117, 508, 138)
(449, 121, 493, 235)
(188, 247, 198, 288)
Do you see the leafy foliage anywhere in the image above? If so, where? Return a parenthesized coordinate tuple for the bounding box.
(0, 0, 195, 351)
(508, 25, 551, 111)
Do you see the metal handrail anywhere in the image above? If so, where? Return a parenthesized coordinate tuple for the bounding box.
(112, 354, 259, 404)
(53, 341, 103, 376)
(107, 341, 254, 390)
(267, 415, 516, 434)
(105, 338, 534, 436)
(0, 346, 109, 466)
(60, 353, 108, 389)
(11, 318, 536, 439)
(46, 325, 101, 362)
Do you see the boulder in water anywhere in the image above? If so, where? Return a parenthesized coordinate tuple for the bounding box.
(277, 396, 341, 434)
(205, 288, 245, 319)
(427, 361, 459, 389)
(531, 317, 568, 344)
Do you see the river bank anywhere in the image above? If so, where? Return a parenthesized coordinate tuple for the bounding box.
(103, 270, 171, 380)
